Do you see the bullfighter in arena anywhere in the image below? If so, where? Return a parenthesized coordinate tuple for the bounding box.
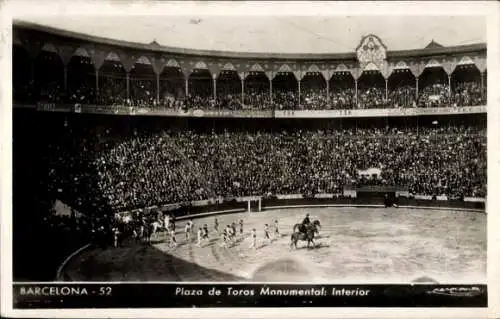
(250, 228, 257, 249)
(274, 220, 280, 237)
(197, 227, 203, 247)
(264, 224, 270, 242)
(214, 218, 219, 234)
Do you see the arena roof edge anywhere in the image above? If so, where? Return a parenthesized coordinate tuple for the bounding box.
(13, 21, 486, 61)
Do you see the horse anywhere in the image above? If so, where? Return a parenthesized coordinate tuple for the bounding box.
(290, 223, 318, 250)
(293, 219, 321, 235)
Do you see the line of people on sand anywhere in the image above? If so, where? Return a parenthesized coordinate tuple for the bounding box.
(193, 217, 282, 250)
(110, 210, 289, 251)
(38, 196, 316, 252)
(152, 216, 283, 250)
(78, 206, 323, 252)
(159, 213, 319, 251)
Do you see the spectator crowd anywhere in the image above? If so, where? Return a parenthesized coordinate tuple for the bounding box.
(21, 114, 486, 214)
(96, 126, 486, 212)
(13, 50, 486, 111)
(17, 79, 485, 111)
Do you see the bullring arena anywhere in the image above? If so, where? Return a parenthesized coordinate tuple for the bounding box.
(61, 206, 486, 283)
(12, 18, 487, 285)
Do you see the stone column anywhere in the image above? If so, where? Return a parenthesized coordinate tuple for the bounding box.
(298, 79, 301, 107)
(118, 54, 136, 104)
(481, 71, 485, 101)
(321, 69, 333, 103)
(21, 37, 43, 88)
(326, 80, 330, 100)
(212, 75, 217, 100)
(355, 79, 358, 105)
(350, 68, 362, 108)
(293, 71, 304, 108)
(415, 77, 419, 100)
(89, 49, 106, 103)
(239, 72, 246, 104)
(126, 72, 130, 101)
(241, 79, 245, 103)
(265, 71, 276, 103)
(156, 73, 160, 104)
(269, 79, 273, 101)
(442, 61, 455, 107)
(385, 79, 388, 101)
(63, 65, 68, 91)
(409, 62, 425, 104)
(151, 56, 166, 105)
(448, 74, 452, 106)
(95, 69, 99, 101)
(57, 45, 75, 94)
(472, 57, 486, 103)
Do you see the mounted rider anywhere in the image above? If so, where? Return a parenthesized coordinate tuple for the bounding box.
(299, 213, 311, 233)
(302, 213, 311, 225)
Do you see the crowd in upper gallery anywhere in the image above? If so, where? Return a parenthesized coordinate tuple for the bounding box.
(13, 51, 487, 110)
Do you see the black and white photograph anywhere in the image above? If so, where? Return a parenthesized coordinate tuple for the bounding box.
(1, 1, 499, 318)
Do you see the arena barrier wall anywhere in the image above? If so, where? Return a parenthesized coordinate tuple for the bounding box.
(120, 195, 486, 220)
(260, 196, 485, 211)
(165, 201, 248, 218)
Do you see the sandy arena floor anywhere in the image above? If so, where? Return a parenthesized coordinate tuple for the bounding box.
(63, 207, 486, 283)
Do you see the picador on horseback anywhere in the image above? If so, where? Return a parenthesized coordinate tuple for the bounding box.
(291, 214, 321, 249)
(300, 213, 311, 233)
(303, 213, 311, 224)
(290, 214, 321, 248)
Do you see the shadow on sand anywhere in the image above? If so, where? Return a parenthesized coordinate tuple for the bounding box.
(62, 231, 331, 282)
(62, 242, 245, 282)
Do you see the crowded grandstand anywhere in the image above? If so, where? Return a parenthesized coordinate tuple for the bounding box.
(12, 21, 486, 281)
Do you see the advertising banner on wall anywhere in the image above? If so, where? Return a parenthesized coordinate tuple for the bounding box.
(274, 106, 486, 118)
